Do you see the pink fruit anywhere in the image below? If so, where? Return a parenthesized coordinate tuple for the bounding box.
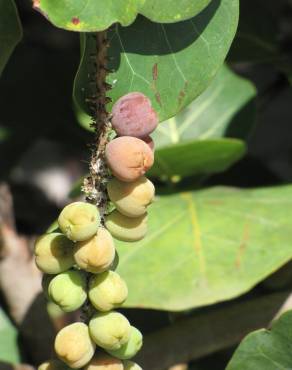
(111, 92, 158, 138)
(105, 137, 154, 182)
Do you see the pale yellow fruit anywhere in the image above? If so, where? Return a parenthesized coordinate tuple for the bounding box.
(34, 233, 75, 274)
(84, 354, 123, 370)
(107, 326, 143, 360)
(107, 177, 155, 217)
(55, 323, 95, 368)
(58, 202, 100, 241)
(38, 359, 71, 370)
(89, 311, 131, 351)
(105, 211, 147, 242)
(74, 228, 115, 273)
(123, 361, 142, 370)
(88, 271, 128, 312)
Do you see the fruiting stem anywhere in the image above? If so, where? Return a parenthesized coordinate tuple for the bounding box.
(82, 31, 112, 223)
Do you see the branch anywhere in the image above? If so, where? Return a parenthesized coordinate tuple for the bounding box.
(83, 32, 112, 221)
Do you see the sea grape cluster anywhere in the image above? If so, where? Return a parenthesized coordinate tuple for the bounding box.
(36, 92, 159, 370)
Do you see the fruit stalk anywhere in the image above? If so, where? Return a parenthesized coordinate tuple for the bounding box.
(82, 31, 112, 221)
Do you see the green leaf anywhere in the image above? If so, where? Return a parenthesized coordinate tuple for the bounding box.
(117, 185, 292, 311)
(149, 65, 256, 178)
(0, 0, 22, 76)
(74, 0, 239, 123)
(0, 307, 20, 363)
(34, 0, 212, 32)
(150, 139, 246, 179)
(226, 310, 292, 370)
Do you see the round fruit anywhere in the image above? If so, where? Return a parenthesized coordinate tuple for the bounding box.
(38, 359, 71, 370)
(54, 322, 96, 368)
(84, 354, 123, 370)
(58, 202, 100, 242)
(88, 271, 128, 312)
(107, 326, 143, 360)
(46, 270, 87, 312)
(34, 233, 75, 274)
(89, 311, 131, 351)
(123, 361, 143, 370)
(111, 92, 158, 138)
(107, 176, 155, 217)
(105, 137, 154, 182)
(105, 211, 147, 242)
(74, 228, 115, 273)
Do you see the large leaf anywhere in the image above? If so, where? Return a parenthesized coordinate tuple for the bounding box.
(116, 185, 292, 311)
(34, 0, 212, 32)
(74, 0, 239, 122)
(149, 65, 256, 178)
(0, 307, 19, 363)
(226, 310, 292, 370)
(0, 0, 22, 76)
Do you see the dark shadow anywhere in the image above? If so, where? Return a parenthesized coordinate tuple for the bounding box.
(18, 293, 55, 366)
(108, 0, 221, 71)
(10, 182, 59, 234)
(225, 98, 257, 139)
(0, 2, 90, 177)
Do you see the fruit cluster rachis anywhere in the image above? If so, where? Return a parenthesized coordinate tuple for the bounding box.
(37, 92, 159, 370)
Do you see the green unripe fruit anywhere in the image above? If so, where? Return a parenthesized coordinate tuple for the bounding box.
(34, 233, 75, 274)
(55, 322, 95, 368)
(88, 271, 128, 312)
(89, 311, 131, 351)
(84, 354, 123, 370)
(58, 202, 100, 241)
(107, 177, 155, 218)
(123, 361, 143, 370)
(47, 270, 87, 312)
(107, 326, 143, 360)
(38, 359, 71, 370)
(74, 228, 115, 273)
(105, 211, 147, 242)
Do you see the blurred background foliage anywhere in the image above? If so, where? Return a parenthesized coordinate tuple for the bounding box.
(1, 0, 292, 369)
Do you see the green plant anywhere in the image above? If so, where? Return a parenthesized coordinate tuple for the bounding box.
(2, 0, 292, 370)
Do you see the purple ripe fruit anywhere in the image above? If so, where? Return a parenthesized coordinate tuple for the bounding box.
(105, 137, 154, 182)
(111, 92, 158, 138)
